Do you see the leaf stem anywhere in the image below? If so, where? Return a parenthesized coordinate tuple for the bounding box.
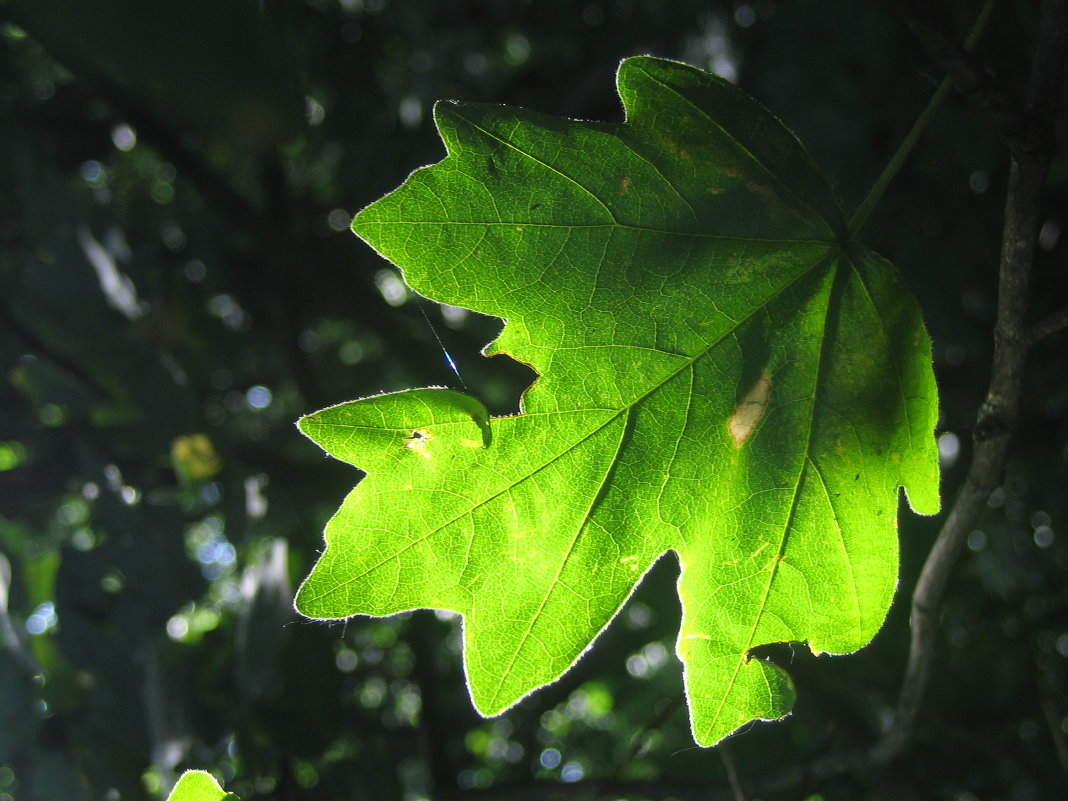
(845, 78, 951, 239)
(846, 0, 997, 240)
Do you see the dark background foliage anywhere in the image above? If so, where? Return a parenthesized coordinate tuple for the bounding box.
(1, 1, 1065, 799)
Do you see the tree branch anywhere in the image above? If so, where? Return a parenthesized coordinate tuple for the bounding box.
(1041, 690, 1068, 773)
(891, 0, 1027, 139)
(3, 6, 262, 231)
(440, 743, 870, 801)
(0, 299, 113, 402)
(872, 0, 1068, 765)
(718, 741, 748, 801)
(1029, 305, 1068, 344)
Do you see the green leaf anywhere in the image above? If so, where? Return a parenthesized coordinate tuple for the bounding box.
(166, 770, 236, 801)
(297, 56, 940, 746)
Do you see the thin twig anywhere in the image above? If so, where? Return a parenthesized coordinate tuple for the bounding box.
(1029, 305, 1068, 345)
(1040, 691, 1068, 773)
(718, 741, 748, 801)
(4, 6, 262, 231)
(0, 300, 114, 402)
(891, 0, 1026, 138)
(619, 697, 682, 767)
(872, 0, 1068, 765)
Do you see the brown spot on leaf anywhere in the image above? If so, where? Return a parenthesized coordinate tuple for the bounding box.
(745, 181, 780, 203)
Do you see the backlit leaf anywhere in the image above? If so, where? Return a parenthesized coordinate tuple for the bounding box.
(296, 56, 940, 746)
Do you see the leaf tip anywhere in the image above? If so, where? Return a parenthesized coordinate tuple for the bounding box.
(903, 477, 942, 517)
(295, 413, 319, 437)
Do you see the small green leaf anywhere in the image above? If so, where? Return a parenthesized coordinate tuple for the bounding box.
(297, 56, 940, 746)
(166, 770, 236, 801)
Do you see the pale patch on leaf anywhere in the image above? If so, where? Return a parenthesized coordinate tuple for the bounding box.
(728, 373, 772, 446)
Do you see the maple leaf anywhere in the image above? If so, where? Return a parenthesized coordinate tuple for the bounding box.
(296, 56, 940, 746)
